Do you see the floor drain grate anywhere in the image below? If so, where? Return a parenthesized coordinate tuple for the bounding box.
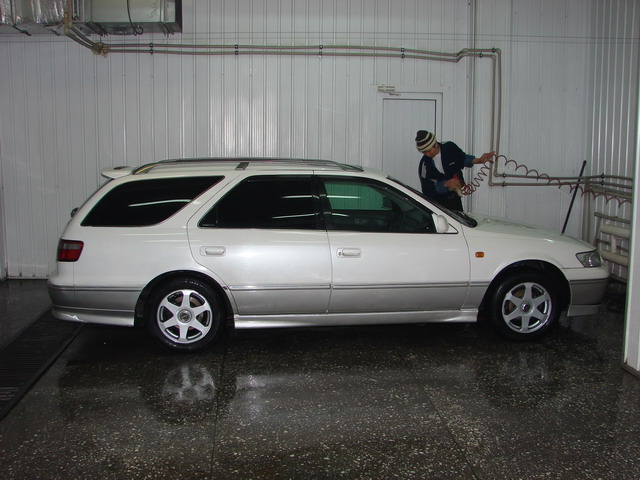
(0, 311, 82, 421)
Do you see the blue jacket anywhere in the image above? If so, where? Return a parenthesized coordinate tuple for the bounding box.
(418, 141, 474, 200)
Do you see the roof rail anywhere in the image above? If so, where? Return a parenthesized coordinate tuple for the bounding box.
(132, 157, 363, 174)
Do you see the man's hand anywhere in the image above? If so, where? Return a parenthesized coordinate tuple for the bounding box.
(444, 177, 462, 191)
(473, 152, 495, 164)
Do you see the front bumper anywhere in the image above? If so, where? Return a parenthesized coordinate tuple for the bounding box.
(566, 275, 610, 317)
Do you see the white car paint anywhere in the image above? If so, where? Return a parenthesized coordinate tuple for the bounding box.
(48, 158, 610, 351)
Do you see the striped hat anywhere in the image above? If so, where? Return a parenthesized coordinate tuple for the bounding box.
(415, 130, 437, 152)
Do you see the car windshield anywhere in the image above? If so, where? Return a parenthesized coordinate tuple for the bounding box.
(388, 176, 477, 228)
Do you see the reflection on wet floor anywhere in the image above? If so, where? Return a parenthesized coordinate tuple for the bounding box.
(0, 280, 639, 479)
(0, 279, 51, 350)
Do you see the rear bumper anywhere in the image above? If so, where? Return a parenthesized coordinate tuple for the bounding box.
(51, 306, 136, 327)
(48, 282, 139, 327)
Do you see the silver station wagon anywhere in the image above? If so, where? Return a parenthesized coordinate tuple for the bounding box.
(48, 158, 610, 352)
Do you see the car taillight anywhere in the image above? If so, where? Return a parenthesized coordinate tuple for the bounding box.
(57, 239, 84, 262)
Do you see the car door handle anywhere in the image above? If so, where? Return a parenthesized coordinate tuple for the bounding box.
(201, 246, 226, 256)
(337, 248, 361, 258)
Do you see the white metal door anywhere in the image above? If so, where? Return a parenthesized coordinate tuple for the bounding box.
(382, 97, 440, 190)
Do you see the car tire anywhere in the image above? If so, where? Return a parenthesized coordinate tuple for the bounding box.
(146, 278, 224, 352)
(488, 271, 559, 341)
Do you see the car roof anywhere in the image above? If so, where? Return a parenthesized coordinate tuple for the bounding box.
(101, 158, 365, 179)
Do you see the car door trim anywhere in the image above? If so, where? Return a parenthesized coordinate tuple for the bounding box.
(228, 284, 332, 292)
(332, 282, 468, 290)
(234, 309, 479, 328)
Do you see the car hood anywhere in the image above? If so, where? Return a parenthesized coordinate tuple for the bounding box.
(465, 213, 593, 249)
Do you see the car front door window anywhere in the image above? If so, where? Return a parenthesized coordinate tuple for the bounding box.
(321, 178, 436, 234)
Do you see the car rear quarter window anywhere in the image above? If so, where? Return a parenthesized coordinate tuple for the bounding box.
(199, 176, 320, 229)
(81, 176, 224, 227)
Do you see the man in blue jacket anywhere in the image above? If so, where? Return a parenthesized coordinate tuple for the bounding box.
(416, 130, 493, 211)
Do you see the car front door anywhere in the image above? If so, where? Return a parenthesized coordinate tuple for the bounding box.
(319, 176, 470, 315)
(188, 175, 331, 318)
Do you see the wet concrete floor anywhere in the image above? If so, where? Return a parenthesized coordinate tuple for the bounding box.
(0, 280, 639, 479)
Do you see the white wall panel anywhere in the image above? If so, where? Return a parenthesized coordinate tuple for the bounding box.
(586, 0, 638, 284)
(0, 0, 638, 279)
(472, 0, 597, 235)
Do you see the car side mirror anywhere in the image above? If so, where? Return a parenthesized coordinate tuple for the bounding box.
(435, 215, 450, 233)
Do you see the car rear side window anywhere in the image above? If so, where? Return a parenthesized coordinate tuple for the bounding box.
(199, 176, 320, 229)
(81, 176, 223, 227)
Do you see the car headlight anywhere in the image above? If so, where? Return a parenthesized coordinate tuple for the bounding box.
(576, 250, 602, 267)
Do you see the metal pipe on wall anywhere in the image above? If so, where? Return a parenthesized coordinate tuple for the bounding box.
(62, 6, 627, 210)
(487, 155, 633, 204)
(62, 14, 503, 156)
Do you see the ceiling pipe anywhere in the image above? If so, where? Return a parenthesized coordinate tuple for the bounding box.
(62, 8, 503, 156)
(62, 7, 632, 206)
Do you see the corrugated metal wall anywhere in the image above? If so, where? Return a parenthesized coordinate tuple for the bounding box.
(0, 0, 638, 278)
(489, 0, 592, 225)
(593, 0, 640, 376)
(626, 74, 640, 373)
(586, 0, 638, 282)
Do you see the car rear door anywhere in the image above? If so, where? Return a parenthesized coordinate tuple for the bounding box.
(187, 175, 332, 316)
(318, 176, 470, 314)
